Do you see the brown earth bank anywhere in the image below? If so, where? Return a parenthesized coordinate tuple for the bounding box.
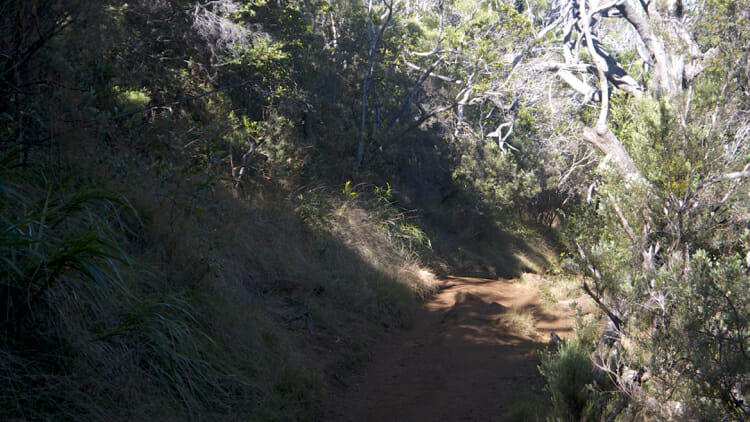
(325, 276, 577, 422)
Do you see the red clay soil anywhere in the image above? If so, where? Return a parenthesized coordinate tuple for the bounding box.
(326, 276, 575, 422)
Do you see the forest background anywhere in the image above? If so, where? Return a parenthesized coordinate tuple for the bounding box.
(1, 0, 749, 420)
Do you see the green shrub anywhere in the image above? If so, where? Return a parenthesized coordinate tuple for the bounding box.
(539, 339, 605, 421)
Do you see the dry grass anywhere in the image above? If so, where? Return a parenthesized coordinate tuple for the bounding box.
(2, 136, 439, 420)
(148, 186, 440, 418)
(330, 202, 439, 298)
(518, 272, 589, 313)
(497, 308, 538, 339)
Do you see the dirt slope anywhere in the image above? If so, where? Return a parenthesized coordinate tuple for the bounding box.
(326, 276, 575, 422)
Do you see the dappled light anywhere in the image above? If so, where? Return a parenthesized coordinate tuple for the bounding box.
(328, 276, 577, 421)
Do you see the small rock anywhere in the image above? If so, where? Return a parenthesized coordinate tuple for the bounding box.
(550, 332, 563, 346)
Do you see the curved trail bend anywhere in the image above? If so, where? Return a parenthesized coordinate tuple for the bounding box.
(328, 275, 575, 422)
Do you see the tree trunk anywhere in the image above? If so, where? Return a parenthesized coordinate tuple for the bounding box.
(582, 125, 642, 179)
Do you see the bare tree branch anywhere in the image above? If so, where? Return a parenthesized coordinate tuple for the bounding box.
(582, 125, 642, 179)
(608, 193, 637, 242)
(357, 0, 397, 171)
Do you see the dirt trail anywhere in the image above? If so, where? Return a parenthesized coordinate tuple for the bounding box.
(327, 276, 575, 422)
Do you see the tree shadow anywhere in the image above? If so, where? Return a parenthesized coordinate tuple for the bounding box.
(327, 276, 569, 421)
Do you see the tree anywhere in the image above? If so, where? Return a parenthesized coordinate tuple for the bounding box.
(529, 0, 750, 417)
(535, 0, 720, 178)
(352, 0, 543, 171)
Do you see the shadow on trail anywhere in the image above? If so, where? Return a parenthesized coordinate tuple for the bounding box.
(328, 276, 575, 422)
(426, 208, 556, 280)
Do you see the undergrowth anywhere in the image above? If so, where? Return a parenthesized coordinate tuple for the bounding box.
(0, 141, 438, 420)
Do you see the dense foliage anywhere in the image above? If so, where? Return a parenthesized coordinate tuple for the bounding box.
(2, 0, 748, 419)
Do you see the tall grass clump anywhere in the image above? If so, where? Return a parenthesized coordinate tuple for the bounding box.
(1, 148, 133, 418)
(0, 148, 263, 420)
(299, 182, 439, 300)
(0, 150, 133, 338)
